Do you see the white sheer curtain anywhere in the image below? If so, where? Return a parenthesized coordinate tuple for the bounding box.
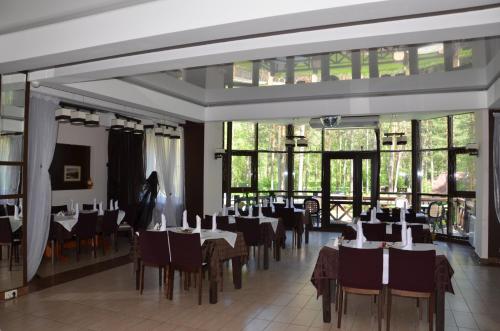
(27, 94, 59, 280)
(0, 135, 23, 204)
(145, 128, 184, 227)
(493, 115, 500, 224)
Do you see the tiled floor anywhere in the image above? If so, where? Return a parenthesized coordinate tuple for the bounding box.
(1, 232, 500, 331)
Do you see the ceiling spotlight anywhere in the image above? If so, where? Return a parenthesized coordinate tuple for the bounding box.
(133, 123, 144, 135)
(55, 108, 71, 123)
(123, 121, 135, 133)
(296, 137, 308, 147)
(84, 113, 99, 127)
(396, 135, 408, 145)
(382, 136, 393, 146)
(110, 118, 125, 130)
(70, 110, 86, 125)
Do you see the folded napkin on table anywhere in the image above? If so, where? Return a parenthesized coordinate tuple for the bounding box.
(109, 199, 114, 211)
(160, 214, 167, 231)
(258, 204, 264, 217)
(376, 200, 382, 213)
(75, 203, 79, 219)
(56, 211, 64, 217)
(98, 202, 104, 216)
(193, 215, 201, 233)
(222, 205, 227, 216)
(402, 227, 413, 250)
(14, 205, 20, 220)
(93, 198, 97, 210)
(211, 213, 217, 231)
(235, 206, 240, 216)
(182, 210, 189, 230)
(114, 200, 119, 211)
(70, 200, 74, 212)
(356, 221, 367, 248)
(369, 208, 380, 223)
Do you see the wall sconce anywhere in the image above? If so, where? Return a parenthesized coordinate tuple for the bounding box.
(214, 148, 225, 159)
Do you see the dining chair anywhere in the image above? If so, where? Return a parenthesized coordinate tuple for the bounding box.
(82, 204, 95, 211)
(391, 208, 401, 222)
(201, 215, 212, 230)
(72, 211, 98, 261)
(167, 231, 205, 305)
(235, 217, 263, 267)
(277, 207, 299, 247)
(338, 245, 384, 331)
(51, 205, 68, 214)
(5, 204, 15, 216)
(0, 205, 6, 217)
(203, 215, 233, 231)
(387, 248, 436, 331)
(303, 197, 320, 228)
(392, 224, 425, 243)
(377, 212, 393, 223)
(261, 206, 274, 217)
(138, 231, 170, 295)
(0, 217, 21, 271)
(101, 210, 119, 254)
(362, 222, 386, 241)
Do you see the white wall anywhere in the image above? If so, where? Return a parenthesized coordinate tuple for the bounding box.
(474, 110, 490, 259)
(203, 122, 223, 215)
(51, 123, 108, 207)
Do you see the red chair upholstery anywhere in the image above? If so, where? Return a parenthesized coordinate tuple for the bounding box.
(72, 211, 98, 261)
(387, 248, 436, 331)
(362, 223, 386, 241)
(338, 245, 384, 331)
(167, 231, 205, 304)
(235, 217, 264, 267)
(138, 231, 170, 295)
(101, 210, 119, 254)
(0, 217, 21, 270)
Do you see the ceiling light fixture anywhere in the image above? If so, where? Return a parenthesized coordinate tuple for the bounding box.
(70, 110, 86, 125)
(110, 118, 125, 130)
(84, 113, 100, 127)
(123, 121, 135, 133)
(133, 123, 144, 135)
(55, 108, 71, 123)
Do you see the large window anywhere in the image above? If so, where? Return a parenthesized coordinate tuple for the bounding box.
(421, 117, 448, 149)
(378, 47, 410, 77)
(294, 153, 321, 192)
(232, 122, 255, 150)
(259, 58, 287, 87)
(452, 113, 475, 147)
(258, 153, 287, 191)
(324, 129, 377, 151)
(329, 51, 352, 81)
(233, 61, 253, 87)
(418, 43, 444, 74)
(258, 123, 287, 151)
(294, 55, 322, 84)
(421, 150, 448, 194)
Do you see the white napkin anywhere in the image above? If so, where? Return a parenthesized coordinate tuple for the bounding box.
(211, 213, 217, 231)
(401, 224, 407, 246)
(57, 211, 64, 217)
(160, 214, 167, 231)
(402, 227, 413, 250)
(249, 205, 254, 217)
(290, 199, 295, 208)
(70, 200, 74, 212)
(93, 198, 97, 211)
(193, 215, 201, 233)
(376, 200, 382, 213)
(285, 199, 289, 208)
(400, 208, 405, 223)
(369, 208, 380, 223)
(182, 210, 189, 230)
(235, 206, 240, 216)
(109, 199, 114, 211)
(75, 203, 79, 219)
(258, 204, 263, 217)
(114, 200, 119, 211)
(222, 205, 227, 216)
(271, 203, 275, 213)
(14, 205, 20, 220)
(18, 204, 22, 218)
(98, 202, 104, 216)
(356, 221, 367, 248)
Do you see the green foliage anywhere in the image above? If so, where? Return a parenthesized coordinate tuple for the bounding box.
(232, 122, 255, 150)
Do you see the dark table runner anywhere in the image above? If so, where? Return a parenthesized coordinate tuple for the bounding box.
(310, 246, 454, 330)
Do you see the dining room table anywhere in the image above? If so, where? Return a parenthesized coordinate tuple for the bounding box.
(133, 227, 248, 304)
(344, 220, 434, 243)
(310, 238, 454, 331)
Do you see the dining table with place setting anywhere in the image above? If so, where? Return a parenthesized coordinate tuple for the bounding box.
(310, 226, 454, 331)
(133, 212, 248, 304)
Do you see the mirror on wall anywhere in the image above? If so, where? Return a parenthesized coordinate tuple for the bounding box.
(0, 73, 26, 292)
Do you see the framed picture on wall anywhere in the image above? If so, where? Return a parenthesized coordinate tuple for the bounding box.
(63, 165, 81, 182)
(50, 143, 91, 190)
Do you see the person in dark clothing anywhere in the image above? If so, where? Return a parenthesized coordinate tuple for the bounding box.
(135, 171, 159, 231)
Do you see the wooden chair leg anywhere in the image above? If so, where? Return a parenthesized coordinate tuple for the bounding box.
(386, 290, 392, 331)
(335, 281, 339, 312)
(114, 233, 119, 252)
(93, 237, 97, 258)
(76, 239, 80, 262)
(140, 264, 145, 294)
(8, 244, 13, 271)
(51, 240, 55, 265)
(257, 246, 261, 268)
(378, 292, 383, 331)
(337, 286, 343, 329)
(158, 267, 162, 287)
(344, 292, 348, 314)
(220, 263, 224, 292)
(198, 270, 203, 305)
(167, 267, 175, 300)
(429, 294, 434, 331)
(163, 266, 167, 285)
(102, 235, 106, 255)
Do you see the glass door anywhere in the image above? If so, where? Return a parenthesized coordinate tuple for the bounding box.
(322, 152, 377, 227)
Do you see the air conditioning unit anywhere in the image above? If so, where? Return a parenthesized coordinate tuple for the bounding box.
(309, 115, 379, 129)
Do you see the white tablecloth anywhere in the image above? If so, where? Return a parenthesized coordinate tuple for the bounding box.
(326, 239, 440, 284)
(53, 209, 126, 232)
(167, 227, 237, 248)
(351, 222, 430, 235)
(228, 215, 279, 233)
(7, 216, 22, 232)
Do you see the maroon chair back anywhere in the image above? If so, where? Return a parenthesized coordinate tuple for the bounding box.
(102, 210, 119, 235)
(51, 205, 68, 214)
(392, 224, 403, 242)
(251, 206, 259, 217)
(235, 217, 261, 246)
(72, 211, 98, 239)
(0, 205, 7, 217)
(342, 226, 357, 240)
(202, 215, 212, 230)
(392, 208, 401, 222)
(82, 204, 94, 211)
(339, 245, 383, 290)
(362, 223, 386, 241)
(203, 215, 231, 231)
(138, 231, 170, 266)
(392, 224, 425, 243)
(168, 231, 202, 272)
(377, 212, 393, 223)
(5, 204, 15, 216)
(277, 208, 296, 230)
(261, 206, 274, 217)
(0, 217, 13, 244)
(388, 248, 436, 293)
